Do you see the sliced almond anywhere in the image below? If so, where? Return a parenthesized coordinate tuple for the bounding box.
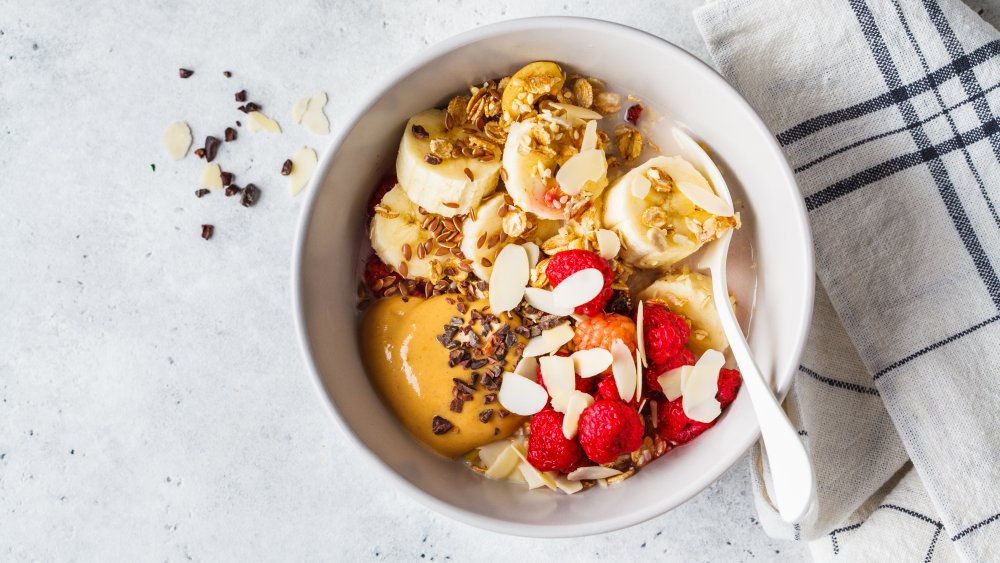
(522, 242, 541, 269)
(552, 268, 604, 308)
(247, 110, 281, 133)
(163, 121, 192, 160)
(636, 300, 647, 367)
(199, 164, 223, 189)
(595, 229, 621, 260)
(512, 444, 557, 490)
(288, 146, 318, 196)
(571, 348, 613, 378)
(488, 244, 529, 314)
(550, 389, 572, 413)
(477, 439, 512, 468)
(657, 365, 688, 401)
(651, 400, 659, 429)
(521, 323, 574, 357)
(561, 391, 595, 439)
(518, 461, 549, 489)
(291, 97, 310, 123)
(513, 356, 538, 381)
(548, 102, 603, 121)
(610, 339, 637, 403)
(484, 444, 521, 479)
(630, 174, 652, 199)
(524, 287, 573, 316)
(555, 149, 607, 196)
(539, 355, 575, 398)
(658, 153, 733, 217)
(672, 127, 733, 215)
(567, 466, 623, 481)
(498, 372, 548, 416)
(580, 119, 599, 151)
(635, 348, 643, 401)
(682, 349, 725, 423)
(301, 91, 330, 135)
(554, 474, 584, 494)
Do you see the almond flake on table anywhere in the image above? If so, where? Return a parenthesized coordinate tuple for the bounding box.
(521, 323, 574, 357)
(570, 348, 613, 378)
(682, 348, 725, 423)
(292, 91, 330, 135)
(288, 146, 318, 196)
(551, 268, 603, 308)
(199, 164, 223, 189)
(163, 121, 192, 160)
(567, 465, 623, 481)
(488, 244, 529, 314)
(497, 371, 547, 415)
(611, 338, 636, 403)
(523, 287, 573, 316)
(247, 110, 282, 133)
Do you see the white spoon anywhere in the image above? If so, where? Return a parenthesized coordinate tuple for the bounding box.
(675, 128, 816, 523)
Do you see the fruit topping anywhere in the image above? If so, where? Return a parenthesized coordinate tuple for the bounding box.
(526, 409, 586, 473)
(577, 399, 645, 464)
(642, 301, 690, 366)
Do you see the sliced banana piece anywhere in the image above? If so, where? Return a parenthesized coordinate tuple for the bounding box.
(638, 270, 729, 356)
(460, 194, 506, 280)
(369, 184, 441, 280)
(501, 61, 565, 120)
(503, 116, 608, 220)
(602, 156, 736, 269)
(396, 109, 501, 218)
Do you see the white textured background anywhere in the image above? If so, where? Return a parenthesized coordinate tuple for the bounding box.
(2, 1, 998, 562)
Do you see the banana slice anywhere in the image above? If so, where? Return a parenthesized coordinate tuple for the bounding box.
(396, 109, 501, 218)
(370, 184, 444, 280)
(602, 156, 737, 269)
(638, 270, 729, 356)
(503, 116, 609, 220)
(459, 194, 506, 280)
(501, 61, 565, 120)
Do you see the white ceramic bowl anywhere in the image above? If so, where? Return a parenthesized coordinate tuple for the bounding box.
(293, 17, 814, 537)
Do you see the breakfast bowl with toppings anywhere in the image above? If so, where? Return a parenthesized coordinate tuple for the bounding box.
(294, 17, 813, 536)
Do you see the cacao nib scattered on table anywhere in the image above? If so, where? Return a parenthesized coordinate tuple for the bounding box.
(178, 68, 193, 78)
(240, 183, 259, 207)
(200, 224, 214, 240)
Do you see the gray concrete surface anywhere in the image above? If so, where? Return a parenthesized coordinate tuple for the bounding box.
(2, 1, 997, 561)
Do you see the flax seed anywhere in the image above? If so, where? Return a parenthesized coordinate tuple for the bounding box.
(464, 168, 474, 181)
(402, 244, 412, 261)
(477, 233, 487, 248)
(399, 262, 409, 278)
(481, 257, 492, 268)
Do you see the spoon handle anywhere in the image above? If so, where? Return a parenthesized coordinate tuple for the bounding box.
(710, 254, 816, 523)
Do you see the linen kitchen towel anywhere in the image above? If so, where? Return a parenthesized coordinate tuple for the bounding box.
(694, 1, 1000, 561)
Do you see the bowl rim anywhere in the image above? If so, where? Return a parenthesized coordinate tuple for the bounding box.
(292, 15, 815, 538)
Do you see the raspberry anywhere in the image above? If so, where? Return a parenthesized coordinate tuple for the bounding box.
(577, 400, 645, 464)
(716, 368, 742, 408)
(644, 348, 696, 394)
(658, 397, 715, 445)
(546, 250, 613, 316)
(364, 253, 401, 297)
(366, 174, 397, 220)
(526, 409, 586, 473)
(536, 356, 596, 395)
(574, 313, 637, 357)
(642, 301, 690, 366)
(595, 375, 640, 407)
